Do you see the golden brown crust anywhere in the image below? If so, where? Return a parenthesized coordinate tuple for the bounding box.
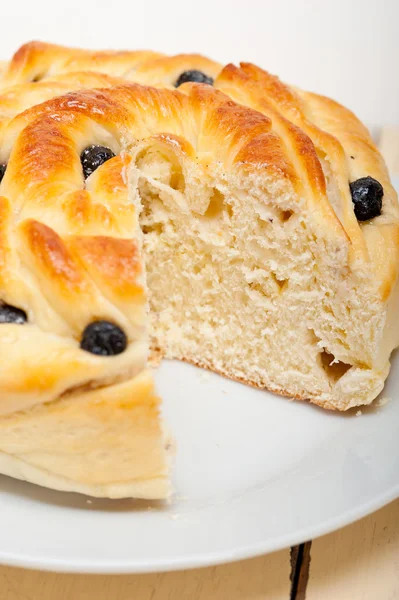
(1, 42, 394, 234)
(1, 44, 395, 295)
(217, 63, 327, 194)
(23, 219, 87, 294)
(1, 41, 164, 86)
(71, 235, 143, 299)
(0, 72, 125, 145)
(3, 83, 304, 187)
(131, 53, 221, 87)
(0, 41, 221, 91)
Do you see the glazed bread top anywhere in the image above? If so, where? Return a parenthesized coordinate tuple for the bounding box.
(0, 41, 221, 88)
(0, 43, 397, 301)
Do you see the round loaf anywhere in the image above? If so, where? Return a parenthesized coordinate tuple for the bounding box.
(0, 42, 398, 499)
(0, 82, 397, 409)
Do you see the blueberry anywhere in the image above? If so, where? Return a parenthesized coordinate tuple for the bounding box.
(175, 70, 214, 87)
(0, 164, 6, 184)
(350, 176, 383, 221)
(80, 145, 115, 179)
(80, 320, 127, 356)
(0, 303, 27, 324)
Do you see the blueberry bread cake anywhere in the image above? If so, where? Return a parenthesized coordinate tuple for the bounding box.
(0, 42, 397, 498)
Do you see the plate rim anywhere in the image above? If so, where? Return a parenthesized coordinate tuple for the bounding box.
(0, 482, 397, 573)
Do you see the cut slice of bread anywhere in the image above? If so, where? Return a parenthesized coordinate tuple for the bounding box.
(0, 371, 171, 499)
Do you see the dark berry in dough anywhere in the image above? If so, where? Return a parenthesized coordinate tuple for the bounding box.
(0, 304, 27, 324)
(175, 70, 214, 87)
(80, 320, 127, 356)
(0, 164, 6, 183)
(350, 176, 383, 221)
(80, 145, 115, 179)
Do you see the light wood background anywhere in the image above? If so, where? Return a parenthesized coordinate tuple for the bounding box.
(0, 128, 398, 600)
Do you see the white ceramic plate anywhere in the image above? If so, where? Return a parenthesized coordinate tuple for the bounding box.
(0, 181, 398, 574)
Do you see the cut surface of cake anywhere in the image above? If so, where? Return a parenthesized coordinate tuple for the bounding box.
(0, 42, 398, 499)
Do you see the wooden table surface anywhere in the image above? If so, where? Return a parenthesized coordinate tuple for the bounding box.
(0, 128, 398, 600)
